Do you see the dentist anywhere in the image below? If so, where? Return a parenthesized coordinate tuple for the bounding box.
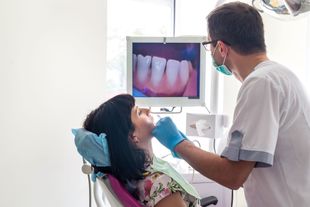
(152, 2, 310, 207)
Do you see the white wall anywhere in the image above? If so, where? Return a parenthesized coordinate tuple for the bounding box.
(0, 0, 108, 206)
(263, 15, 310, 88)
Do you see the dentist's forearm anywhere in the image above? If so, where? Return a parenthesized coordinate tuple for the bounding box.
(174, 140, 255, 190)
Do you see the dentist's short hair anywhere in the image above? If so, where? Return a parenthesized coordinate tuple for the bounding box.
(207, 2, 266, 55)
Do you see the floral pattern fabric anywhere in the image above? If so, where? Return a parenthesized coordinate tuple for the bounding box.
(137, 170, 200, 207)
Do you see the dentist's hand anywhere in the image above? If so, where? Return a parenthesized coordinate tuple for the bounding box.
(152, 117, 187, 156)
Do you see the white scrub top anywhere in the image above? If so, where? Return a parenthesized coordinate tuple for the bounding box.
(221, 60, 310, 207)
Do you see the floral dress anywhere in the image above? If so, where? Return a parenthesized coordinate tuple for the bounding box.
(137, 165, 201, 207)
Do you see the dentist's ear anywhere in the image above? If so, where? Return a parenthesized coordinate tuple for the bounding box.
(218, 41, 229, 56)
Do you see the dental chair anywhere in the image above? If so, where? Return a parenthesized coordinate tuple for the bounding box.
(73, 128, 218, 206)
(92, 170, 218, 207)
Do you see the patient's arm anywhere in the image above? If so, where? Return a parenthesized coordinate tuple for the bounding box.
(155, 192, 187, 207)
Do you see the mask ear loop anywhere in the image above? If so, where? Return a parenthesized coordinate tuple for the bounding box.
(212, 42, 219, 56)
(213, 42, 228, 66)
(222, 51, 228, 65)
(222, 49, 232, 75)
(221, 41, 230, 66)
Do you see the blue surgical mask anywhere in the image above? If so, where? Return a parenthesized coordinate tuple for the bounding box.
(211, 44, 232, 76)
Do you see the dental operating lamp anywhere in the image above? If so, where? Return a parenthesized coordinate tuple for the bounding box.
(252, 0, 310, 17)
(217, 0, 310, 19)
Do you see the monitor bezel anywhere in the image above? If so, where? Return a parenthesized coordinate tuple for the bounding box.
(126, 36, 206, 107)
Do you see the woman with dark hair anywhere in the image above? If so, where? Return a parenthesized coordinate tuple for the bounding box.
(79, 94, 201, 207)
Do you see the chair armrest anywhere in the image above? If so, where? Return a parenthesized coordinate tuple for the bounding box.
(200, 196, 218, 206)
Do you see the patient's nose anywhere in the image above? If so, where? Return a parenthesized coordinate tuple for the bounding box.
(141, 108, 150, 115)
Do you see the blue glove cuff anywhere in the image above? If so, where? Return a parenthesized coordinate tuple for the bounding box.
(171, 130, 188, 158)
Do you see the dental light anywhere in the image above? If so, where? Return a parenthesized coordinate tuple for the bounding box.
(252, 0, 310, 19)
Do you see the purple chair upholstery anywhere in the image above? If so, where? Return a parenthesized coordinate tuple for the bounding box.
(107, 174, 143, 207)
(106, 174, 218, 207)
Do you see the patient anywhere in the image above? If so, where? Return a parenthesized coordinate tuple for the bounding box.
(80, 94, 200, 207)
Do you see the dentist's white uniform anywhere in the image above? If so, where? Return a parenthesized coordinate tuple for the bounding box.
(221, 60, 310, 206)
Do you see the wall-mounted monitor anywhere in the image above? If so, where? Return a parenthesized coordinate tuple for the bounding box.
(126, 36, 206, 107)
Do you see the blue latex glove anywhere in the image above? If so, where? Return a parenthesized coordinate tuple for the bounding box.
(152, 117, 187, 157)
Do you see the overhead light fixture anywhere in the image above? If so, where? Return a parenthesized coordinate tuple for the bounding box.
(252, 0, 310, 19)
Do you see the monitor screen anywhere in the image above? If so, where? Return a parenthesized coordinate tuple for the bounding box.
(127, 36, 206, 107)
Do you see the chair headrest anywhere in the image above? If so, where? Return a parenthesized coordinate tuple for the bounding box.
(72, 128, 111, 167)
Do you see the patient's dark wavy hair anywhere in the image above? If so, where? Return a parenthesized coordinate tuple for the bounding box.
(83, 94, 148, 185)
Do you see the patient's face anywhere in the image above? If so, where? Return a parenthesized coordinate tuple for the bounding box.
(131, 106, 155, 142)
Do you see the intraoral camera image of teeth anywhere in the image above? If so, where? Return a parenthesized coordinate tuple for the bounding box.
(132, 42, 200, 98)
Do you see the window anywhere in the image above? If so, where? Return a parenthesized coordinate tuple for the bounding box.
(106, 0, 174, 92)
(304, 18, 310, 96)
(175, 0, 216, 36)
(106, 0, 218, 93)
